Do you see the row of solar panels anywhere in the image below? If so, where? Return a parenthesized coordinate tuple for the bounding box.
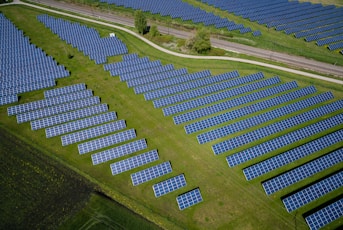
(6, 82, 202, 210)
(199, 0, 343, 52)
(109, 52, 342, 229)
(99, 0, 260, 36)
(0, 13, 70, 106)
(37, 14, 128, 64)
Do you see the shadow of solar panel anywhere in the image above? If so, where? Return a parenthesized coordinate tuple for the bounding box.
(61, 119, 126, 146)
(17, 96, 100, 123)
(91, 139, 147, 165)
(31, 104, 108, 130)
(44, 83, 86, 98)
(8, 89, 93, 116)
(283, 171, 343, 213)
(176, 188, 203, 210)
(78, 128, 136, 154)
(242, 114, 343, 180)
(253, 129, 343, 196)
(186, 86, 317, 134)
(199, 91, 333, 144)
(131, 161, 172, 186)
(305, 198, 343, 230)
(153, 174, 187, 197)
(110, 149, 159, 175)
(214, 99, 343, 155)
(46, 111, 117, 138)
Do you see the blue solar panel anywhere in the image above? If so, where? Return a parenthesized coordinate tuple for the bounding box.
(176, 188, 203, 210)
(198, 91, 332, 144)
(17, 96, 100, 123)
(78, 128, 136, 154)
(61, 120, 126, 146)
(46, 111, 117, 138)
(252, 129, 343, 196)
(91, 139, 147, 165)
(8, 89, 93, 116)
(185, 86, 316, 134)
(153, 70, 240, 108)
(161, 73, 266, 116)
(0, 95, 17, 106)
(110, 149, 159, 175)
(0, 80, 56, 97)
(131, 161, 172, 186)
(153, 174, 187, 197)
(104, 56, 150, 71)
(173, 78, 294, 124)
(110, 60, 162, 76)
(119, 64, 175, 81)
(305, 198, 343, 230)
(31, 104, 108, 130)
(283, 171, 343, 212)
(214, 99, 343, 155)
(44, 83, 86, 98)
(228, 112, 342, 168)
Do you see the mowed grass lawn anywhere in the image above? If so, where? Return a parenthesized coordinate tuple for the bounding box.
(0, 4, 342, 230)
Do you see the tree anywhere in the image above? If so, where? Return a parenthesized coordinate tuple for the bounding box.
(134, 10, 147, 34)
(149, 25, 160, 38)
(186, 29, 211, 54)
(192, 29, 211, 54)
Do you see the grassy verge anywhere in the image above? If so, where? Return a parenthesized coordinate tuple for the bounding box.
(0, 4, 342, 230)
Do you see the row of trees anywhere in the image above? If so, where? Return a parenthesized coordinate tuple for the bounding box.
(134, 10, 211, 54)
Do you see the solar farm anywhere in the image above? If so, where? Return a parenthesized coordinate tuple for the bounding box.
(0, 2, 342, 230)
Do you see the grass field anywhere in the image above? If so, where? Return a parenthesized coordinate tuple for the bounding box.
(0, 4, 342, 230)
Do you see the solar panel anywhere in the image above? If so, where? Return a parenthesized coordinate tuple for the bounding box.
(110, 149, 159, 175)
(255, 129, 343, 196)
(91, 139, 147, 165)
(305, 198, 343, 230)
(198, 91, 332, 144)
(213, 99, 343, 155)
(8, 89, 93, 116)
(78, 128, 136, 154)
(0, 95, 17, 106)
(185, 86, 317, 134)
(31, 104, 108, 130)
(176, 188, 203, 210)
(228, 112, 342, 168)
(17, 96, 100, 123)
(44, 83, 86, 98)
(46, 111, 116, 138)
(153, 174, 187, 197)
(131, 161, 172, 186)
(61, 120, 126, 146)
(282, 171, 343, 212)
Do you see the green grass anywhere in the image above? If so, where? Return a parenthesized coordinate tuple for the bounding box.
(0, 4, 342, 230)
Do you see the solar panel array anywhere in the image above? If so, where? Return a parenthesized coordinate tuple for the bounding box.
(230, 112, 342, 169)
(282, 171, 343, 213)
(199, 0, 343, 52)
(176, 188, 203, 210)
(110, 149, 159, 175)
(153, 174, 187, 197)
(305, 198, 343, 230)
(245, 129, 343, 191)
(100, 0, 255, 35)
(0, 13, 69, 105)
(78, 128, 136, 154)
(131, 161, 173, 186)
(37, 14, 128, 64)
(61, 120, 126, 146)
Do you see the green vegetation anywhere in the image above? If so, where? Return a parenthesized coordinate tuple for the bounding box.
(0, 4, 342, 230)
(134, 10, 147, 34)
(186, 28, 212, 54)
